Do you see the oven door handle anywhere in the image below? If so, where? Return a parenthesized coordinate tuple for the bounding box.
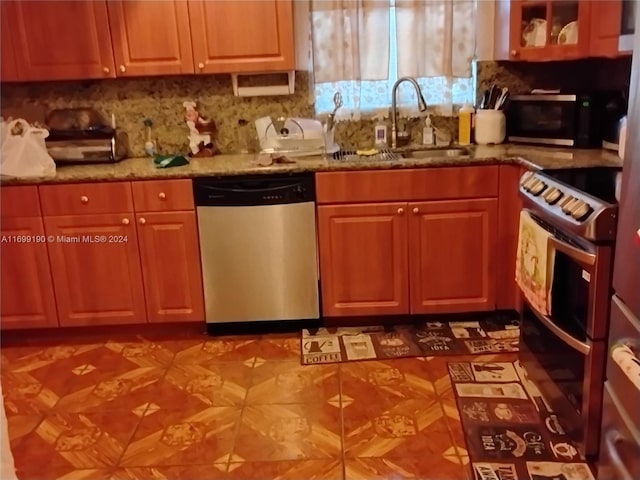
(528, 303, 591, 355)
(548, 235, 596, 267)
(605, 430, 635, 480)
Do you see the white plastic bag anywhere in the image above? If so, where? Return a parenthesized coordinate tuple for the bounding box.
(1, 118, 56, 178)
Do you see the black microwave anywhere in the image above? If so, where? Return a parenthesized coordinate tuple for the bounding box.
(506, 93, 615, 148)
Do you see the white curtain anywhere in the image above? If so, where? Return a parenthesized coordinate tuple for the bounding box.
(311, 0, 476, 119)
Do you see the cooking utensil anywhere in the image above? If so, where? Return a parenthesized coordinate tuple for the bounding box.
(326, 91, 343, 132)
(478, 89, 490, 109)
(494, 87, 510, 110)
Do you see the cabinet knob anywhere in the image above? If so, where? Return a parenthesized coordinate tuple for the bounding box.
(397, 207, 404, 215)
(198, 62, 205, 69)
(138, 217, 146, 225)
(80, 195, 89, 204)
(158, 192, 167, 200)
(103, 66, 110, 74)
(119, 65, 126, 73)
(122, 218, 130, 225)
(510, 49, 519, 58)
(412, 207, 419, 214)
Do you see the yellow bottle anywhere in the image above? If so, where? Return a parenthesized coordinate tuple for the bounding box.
(458, 103, 475, 145)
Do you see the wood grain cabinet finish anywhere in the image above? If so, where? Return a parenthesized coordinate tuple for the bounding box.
(5, 0, 115, 81)
(188, 0, 294, 74)
(0, 217, 58, 329)
(136, 211, 204, 323)
(317, 203, 409, 317)
(131, 179, 194, 212)
(589, 0, 627, 57)
(408, 199, 498, 314)
(44, 214, 146, 326)
(1, 2, 20, 81)
(107, 0, 195, 76)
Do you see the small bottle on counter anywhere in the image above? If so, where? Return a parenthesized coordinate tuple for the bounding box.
(422, 114, 434, 145)
(374, 115, 388, 146)
(458, 103, 475, 145)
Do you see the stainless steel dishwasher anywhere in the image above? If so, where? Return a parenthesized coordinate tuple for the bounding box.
(193, 173, 319, 331)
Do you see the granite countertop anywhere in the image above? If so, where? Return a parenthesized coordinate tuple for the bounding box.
(0, 144, 623, 186)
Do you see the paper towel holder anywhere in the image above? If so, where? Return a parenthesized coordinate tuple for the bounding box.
(231, 71, 295, 97)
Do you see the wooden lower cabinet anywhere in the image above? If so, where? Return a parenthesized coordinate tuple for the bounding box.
(136, 211, 204, 322)
(0, 217, 58, 329)
(317, 203, 409, 316)
(44, 214, 146, 326)
(408, 199, 498, 314)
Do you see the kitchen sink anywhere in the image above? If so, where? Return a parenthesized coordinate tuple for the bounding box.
(401, 148, 470, 159)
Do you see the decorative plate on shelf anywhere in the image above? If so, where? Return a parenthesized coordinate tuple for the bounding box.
(522, 18, 547, 47)
(557, 21, 578, 45)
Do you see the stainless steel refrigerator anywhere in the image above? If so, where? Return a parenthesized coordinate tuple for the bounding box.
(598, 10, 640, 480)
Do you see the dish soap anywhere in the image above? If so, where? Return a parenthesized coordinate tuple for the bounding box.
(458, 103, 475, 145)
(373, 115, 388, 146)
(422, 114, 434, 145)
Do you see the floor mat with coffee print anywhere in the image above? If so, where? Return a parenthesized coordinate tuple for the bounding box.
(447, 360, 596, 480)
(301, 319, 519, 365)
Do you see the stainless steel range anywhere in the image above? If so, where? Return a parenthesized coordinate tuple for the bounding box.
(518, 168, 619, 459)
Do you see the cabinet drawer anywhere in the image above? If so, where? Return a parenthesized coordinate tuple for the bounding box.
(1, 186, 41, 217)
(316, 166, 499, 204)
(39, 182, 133, 216)
(607, 295, 640, 430)
(132, 179, 194, 212)
(598, 383, 640, 480)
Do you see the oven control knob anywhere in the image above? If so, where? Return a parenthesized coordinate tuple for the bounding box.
(558, 195, 574, 209)
(523, 176, 539, 191)
(530, 181, 547, 196)
(544, 187, 563, 204)
(562, 198, 580, 214)
(520, 171, 534, 186)
(571, 202, 592, 221)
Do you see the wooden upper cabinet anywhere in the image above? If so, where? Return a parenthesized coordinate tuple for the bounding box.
(188, 0, 294, 74)
(136, 211, 204, 323)
(107, 0, 195, 77)
(496, 0, 592, 61)
(317, 203, 409, 317)
(589, 1, 630, 57)
(1, 2, 20, 81)
(408, 199, 498, 314)
(5, 0, 115, 81)
(0, 217, 58, 329)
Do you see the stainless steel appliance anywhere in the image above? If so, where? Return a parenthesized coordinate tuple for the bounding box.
(506, 92, 621, 148)
(598, 18, 640, 480)
(193, 174, 320, 331)
(518, 168, 619, 459)
(46, 126, 128, 164)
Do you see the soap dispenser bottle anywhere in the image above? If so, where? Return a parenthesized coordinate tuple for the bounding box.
(422, 115, 434, 145)
(374, 115, 388, 146)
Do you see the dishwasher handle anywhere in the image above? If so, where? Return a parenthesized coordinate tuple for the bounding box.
(193, 173, 316, 206)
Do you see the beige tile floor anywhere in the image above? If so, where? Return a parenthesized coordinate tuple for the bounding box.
(1, 331, 516, 479)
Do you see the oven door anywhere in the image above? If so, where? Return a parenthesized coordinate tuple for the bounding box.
(507, 96, 578, 146)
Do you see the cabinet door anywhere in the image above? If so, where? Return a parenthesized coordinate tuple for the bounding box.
(0, 2, 20, 81)
(44, 214, 146, 326)
(1, 218, 58, 329)
(188, 0, 294, 74)
(107, 0, 194, 77)
(589, 1, 625, 57)
(409, 199, 498, 314)
(505, 0, 591, 61)
(6, 0, 115, 81)
(317, 203, 409, 317)
(136, 211, 204, 323)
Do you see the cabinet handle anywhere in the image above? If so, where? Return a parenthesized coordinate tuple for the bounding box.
(158, 192, 167, 200)
(510, 49, 519, 58)
(198, 62, 205, 69)
(138, 217, 146, 225)
(412, 207, 419, 214)
(119, 65, 126, 73)
(80, 195, 89, 204)
(397, 207, 404, 215)
(103, 66, 110, 74)
(122, 218, 130, 225)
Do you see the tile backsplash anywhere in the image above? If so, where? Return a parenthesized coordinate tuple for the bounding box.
(1, 57, 632, 155)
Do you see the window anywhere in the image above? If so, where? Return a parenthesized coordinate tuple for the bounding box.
(311, 0, 477, 119)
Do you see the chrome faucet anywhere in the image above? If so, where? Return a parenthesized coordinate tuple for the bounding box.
(390, 77, 428, 148)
